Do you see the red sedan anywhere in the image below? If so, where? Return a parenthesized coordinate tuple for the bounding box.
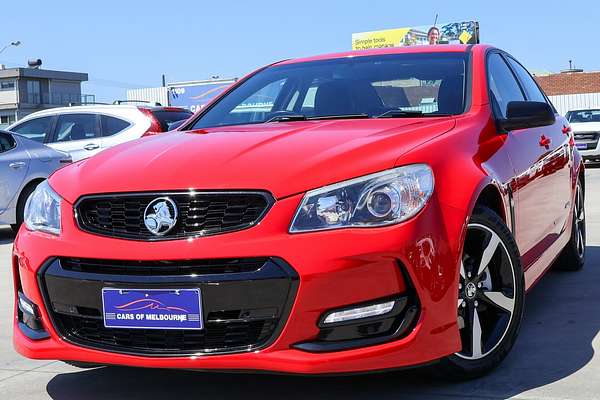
(12, 44, 585, 379)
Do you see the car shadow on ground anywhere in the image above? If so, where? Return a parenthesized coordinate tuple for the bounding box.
(0, 226, 15, 245)
(45, 247, 600, 400)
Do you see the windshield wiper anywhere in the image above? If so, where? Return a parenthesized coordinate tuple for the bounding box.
(307, 113, 370, 121)
(266, 114, 307, 123)
(374, 110, 453, 118)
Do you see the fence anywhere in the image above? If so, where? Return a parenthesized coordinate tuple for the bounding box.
(548, 93, 600, 116)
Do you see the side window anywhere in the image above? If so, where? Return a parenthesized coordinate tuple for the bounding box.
(487, 53, 525, 118)
(101, 115, 131, 137)
(506, 57, 548, 103)
(10, 117, 54, 143)
(0, 132, 16, 153)
(54, 114, 99, 142)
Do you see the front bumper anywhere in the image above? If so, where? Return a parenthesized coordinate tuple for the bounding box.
(13, 192, 464, 374)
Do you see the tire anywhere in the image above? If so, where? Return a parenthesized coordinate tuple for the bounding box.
(433, 206, 525, 380)
(10, 182, 40, 234)
(553, 178, 585, 271)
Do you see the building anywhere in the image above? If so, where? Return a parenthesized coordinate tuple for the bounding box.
(127, 78, 237, 112)
(534, 70, 600, 115)
(0, 65, 91, 128)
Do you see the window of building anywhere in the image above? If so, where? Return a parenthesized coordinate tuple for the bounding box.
(27, 80, 41, 104)
(0, 80, 15, 91)
(0, 115, 16, 125)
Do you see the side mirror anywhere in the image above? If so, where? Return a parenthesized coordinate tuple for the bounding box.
(498, 101, 555, 131)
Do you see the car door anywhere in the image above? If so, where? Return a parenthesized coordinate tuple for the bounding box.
(487, 52, 561, 268)
(47, 113, 102, 161)
(505, 55, 572, 240)
(0, 132, 29, 216)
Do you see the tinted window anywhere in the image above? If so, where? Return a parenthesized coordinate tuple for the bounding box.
(488, 53, 525, 118)
(54, 114, 99, 142)
(567, 109, 600, 123)
(11, 116, 54, 143)
(0, 132, 16, 153)
(506, 58, 547, 103)
(151, 110, 193, 131)
(101, 115, 131, 136)
(191, 53, 468, 129)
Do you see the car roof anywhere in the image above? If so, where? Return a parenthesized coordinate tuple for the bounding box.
(276, 44, 488, 66)
(13, 104, 190, 121)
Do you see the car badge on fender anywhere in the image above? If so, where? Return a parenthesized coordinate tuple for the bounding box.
(144, 197, 178, 236)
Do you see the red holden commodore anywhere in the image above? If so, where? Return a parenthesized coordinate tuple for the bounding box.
(13, 44, 585, 379)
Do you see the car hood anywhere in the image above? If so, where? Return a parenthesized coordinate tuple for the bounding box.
(570, 122, 600, 132)
(50, 118, 456, 203)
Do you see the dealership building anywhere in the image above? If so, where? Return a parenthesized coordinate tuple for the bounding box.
(0, 64, 91, 128)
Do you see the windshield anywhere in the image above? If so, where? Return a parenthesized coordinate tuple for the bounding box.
(566, 110, 600, 123)
(191, 53, 468, 129)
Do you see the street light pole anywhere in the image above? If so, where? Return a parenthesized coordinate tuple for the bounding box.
(0, 41, 21, 55)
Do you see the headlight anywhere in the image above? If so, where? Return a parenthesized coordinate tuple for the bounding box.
(289, 164, 434, 233)
(24, 180, 62, 235)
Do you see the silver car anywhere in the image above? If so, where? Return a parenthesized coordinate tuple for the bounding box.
(0, 130, 71, 232)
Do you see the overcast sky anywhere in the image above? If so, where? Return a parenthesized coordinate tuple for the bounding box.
(1, 0, 595, 101)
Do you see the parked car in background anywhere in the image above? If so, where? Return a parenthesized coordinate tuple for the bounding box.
(0, 130, 70, 232)
(7, 105, 192, 161)
(566, 108, 600, 163)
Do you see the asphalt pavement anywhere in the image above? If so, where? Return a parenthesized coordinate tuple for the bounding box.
(2, 167, 600, 399)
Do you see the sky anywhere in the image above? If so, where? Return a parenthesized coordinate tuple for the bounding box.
(0, 0, 596, 102)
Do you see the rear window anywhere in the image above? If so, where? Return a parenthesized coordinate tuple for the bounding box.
(151, 110, 193, 131)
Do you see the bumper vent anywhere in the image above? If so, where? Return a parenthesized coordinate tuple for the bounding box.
(39, 257, 298, 356)
(75, 191, 273, 241)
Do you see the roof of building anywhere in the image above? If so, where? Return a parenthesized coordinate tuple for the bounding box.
(0, 67, 87, 82)
(534, 71, 600, 96)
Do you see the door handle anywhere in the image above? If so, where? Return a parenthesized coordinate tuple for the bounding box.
(9, 161, 26, 169)
(539, 135, 551, 147)
(84, 143, 100, 151)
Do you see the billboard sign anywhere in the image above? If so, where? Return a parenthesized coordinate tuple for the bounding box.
(352, 21, 479, 50)
(168, 79, 236, 112)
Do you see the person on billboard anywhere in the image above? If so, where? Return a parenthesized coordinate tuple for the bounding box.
(427, 27, 440, 45)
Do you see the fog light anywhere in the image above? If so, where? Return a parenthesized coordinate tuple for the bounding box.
(322, 300, 395, 325)
(17, 291, 49, 340)
(18, 292, 36, 316)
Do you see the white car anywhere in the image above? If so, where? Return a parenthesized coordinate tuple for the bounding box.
(7, 104, 193, 161)
(566, 108, 600, 163)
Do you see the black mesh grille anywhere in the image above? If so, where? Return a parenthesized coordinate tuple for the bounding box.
(76, 192, 273, 240)
(54, 314, 277, 354)
(60, 257, 267, 276)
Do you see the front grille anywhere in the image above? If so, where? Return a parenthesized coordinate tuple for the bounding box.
(39, 257, 298, 356)
(55, 314, 276, 354)
(574, 132, 599, 150)
(60, 257, 267, 276)
(76, 191, 273, 240)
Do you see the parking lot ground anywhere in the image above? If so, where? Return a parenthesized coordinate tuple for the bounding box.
(2, 168, 600, 400)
